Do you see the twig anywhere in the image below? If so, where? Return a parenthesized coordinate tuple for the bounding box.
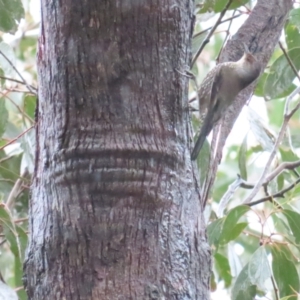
(271, 274, 280, 300)
(14, 217, 28, 224)
(247, 177, 300, 207)
(0, 50, 37, 95)
(217, 174, 243, 217)
(6, 177, 24, 209)
(0, 75, 37, 91)
(216, 9, 237, 62)
(278, 41, 300, 82)
(193, 14, 242, 39)
(243, 86, 300, 204)
(263, 160, 300, 184)
(0, 125, 34, 151)
(0, 91, 35, 123)
(191, 0, 234, 67)
(6, 167, 29, 209)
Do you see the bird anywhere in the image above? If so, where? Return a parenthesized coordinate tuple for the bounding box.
(191, 44, 261, 160)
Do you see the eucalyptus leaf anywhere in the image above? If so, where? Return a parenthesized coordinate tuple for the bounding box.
(0, 0, 24, 33)
(214, 253, 232, 287)
(282, 209, 300, 244)
(271, 244, 299, 299)
(248, 247, 271, 291)
(219, 205, 250, 244)
(289, 8, 300, 31)
(231, 262, 257, 300)
(264, 48, 300, 99)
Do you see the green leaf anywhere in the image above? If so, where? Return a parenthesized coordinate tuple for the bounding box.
(0, 208, 26, 297)
(271, 244, 299, 299)
(231, 247, 272, 299)
(254, 72, 267, 97)
(207, 218, 225, 247)
(282, 209, 300, 244)
(214, 0, 250, 13)
(279, 149, 300, 174)
(214, 253, 232, 287)
(289, 8, 300, 31)
(280, 296, 298, 300)
(0, 205, 16, 233)
(248, 247, 271, 290)
(231, 262, 257, 300)
(0, 151, 22, 182)
(0, 0, 24, 33)
(15, 225, 27, 260)
(220, 205, 250, 244)
(221, 222, 247, 244)
(23, 95, 37, 120)
(3, 225, 19, 257)
(0, 98, 8, 138)
(264, 48, 300, 99)
(267, 98, 285, 129)
(285, 23, 300, 51)
(238, 134, 248, 180)
(14, 254, 22, 287)
(198, 0, 215, 13)
(272, 212, 291, 237)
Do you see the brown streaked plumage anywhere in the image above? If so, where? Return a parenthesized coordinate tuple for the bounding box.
(191, 49, 261, 161)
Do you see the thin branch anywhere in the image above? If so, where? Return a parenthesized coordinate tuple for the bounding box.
(263, 160, 300, 184)
(243, 86, 300, 204)
(216, 9, 237, 62)
(278, 41, 300, 82)
(14, 217, 28, 224)
(217, 174, 254, 216)
(0, 50, 37, 95)
(248, 177, 300, 207)
(0, 125, 34, 151)
(217, 175, 243, 217)
(193, 14, 242, 39)
(271, 274, 280, 300)
(6, 177, 24, 209)
(191, 0, 234, 67)
(0, 75, 37, 91)
(240, 180, 255, 189)
(0, 91, 35, 123)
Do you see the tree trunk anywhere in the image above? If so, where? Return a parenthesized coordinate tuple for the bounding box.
(24, 0, 211, 299)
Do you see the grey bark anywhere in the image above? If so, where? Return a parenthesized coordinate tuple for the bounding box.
(24, 0, 211, 299)
(202, 0, 294, 201)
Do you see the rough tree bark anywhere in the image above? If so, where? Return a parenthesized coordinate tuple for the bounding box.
(24, 0, 211, 299)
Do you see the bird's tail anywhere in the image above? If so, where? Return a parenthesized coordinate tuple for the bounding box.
(191, 109, 214, 160)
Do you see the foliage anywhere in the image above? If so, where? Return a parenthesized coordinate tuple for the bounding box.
(193, 1, 300, 299)
(0, 0, 37, 299)
(0, 0, 300, 299)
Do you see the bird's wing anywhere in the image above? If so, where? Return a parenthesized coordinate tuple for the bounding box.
(191, 65, 223, 160)
(198, 64, 223, 113)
